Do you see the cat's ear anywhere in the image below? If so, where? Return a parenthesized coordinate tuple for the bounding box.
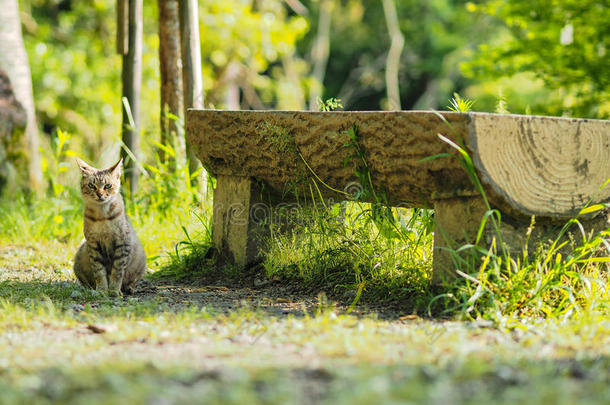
(108, 158, 123, 178)
(76, 158, 94, 175)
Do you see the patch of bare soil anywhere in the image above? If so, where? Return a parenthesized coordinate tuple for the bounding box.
(134, 266, 409, 320)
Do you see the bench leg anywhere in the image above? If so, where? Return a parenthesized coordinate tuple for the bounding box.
(212, 174, 269, 269)
(432, 196, 487, 285)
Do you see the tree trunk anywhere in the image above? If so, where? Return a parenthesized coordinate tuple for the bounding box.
(158, 0, 184, 169)
(179, 0, 206, 193)
(381, 0, 404, 111)
(223, 62, 241, 109)
(119, 0, 143, 195)
(0, 69, 27, 194)
(308, 0, 332, 110)
(280, 55, 305, 110)
(0, 0, 43, 194)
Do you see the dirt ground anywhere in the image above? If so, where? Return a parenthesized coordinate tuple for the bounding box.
(134, 270, 405, 320)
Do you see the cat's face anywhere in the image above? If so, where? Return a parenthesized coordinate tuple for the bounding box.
(76, 158, 122, 204)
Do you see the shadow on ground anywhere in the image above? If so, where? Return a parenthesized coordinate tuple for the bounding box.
(0, 272, 405, 319)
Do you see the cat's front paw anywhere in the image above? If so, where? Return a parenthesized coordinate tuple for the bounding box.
(107, 288, 123, 298)
(95, 284, 108, 294)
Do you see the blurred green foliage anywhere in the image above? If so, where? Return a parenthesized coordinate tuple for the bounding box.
(20, 0, 156, 155)
(199, 0, 309, 109)
(19, 0, 310, 159)
(16, 0, 610, 159)
(299, 0, 495, 110)
(464, 0, 610, 118)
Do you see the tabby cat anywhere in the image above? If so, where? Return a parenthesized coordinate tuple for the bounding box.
(73, 157, 146, 296)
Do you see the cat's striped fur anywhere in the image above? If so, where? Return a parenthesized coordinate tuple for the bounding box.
(73, 157, 146, 296)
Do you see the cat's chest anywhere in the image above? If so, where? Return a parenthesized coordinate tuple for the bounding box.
(84, 219, 130, 263)
(83, 207, 128, 244)
(85, 219, 125, 241)
(82, 199, 127, 242)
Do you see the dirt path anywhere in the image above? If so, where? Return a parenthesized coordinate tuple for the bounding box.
(135, 272, 404, 320)
(136, 277, 323, 317)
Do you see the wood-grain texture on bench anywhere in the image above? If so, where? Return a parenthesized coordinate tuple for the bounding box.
(469, 114, 610, 218)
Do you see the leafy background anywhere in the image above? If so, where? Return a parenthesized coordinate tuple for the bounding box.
(19, 0, 609, 165)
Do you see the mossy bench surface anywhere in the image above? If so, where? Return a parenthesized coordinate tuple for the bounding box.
(186, 110, 610, 281)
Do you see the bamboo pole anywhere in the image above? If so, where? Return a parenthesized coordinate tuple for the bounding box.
(119, 0, 143, 195)
(308, 0, 332, 110)
(158, 0, 184, 168)
(381, 0, 404, 111)
(179, 0, 206, 193)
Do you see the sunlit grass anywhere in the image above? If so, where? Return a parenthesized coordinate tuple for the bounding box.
(0, 287, 608, 404)
(427, 117, 610, 322)
(1, 186, 609, 403)
(262, 203, 434, 310)
(0, 191, 206, 273)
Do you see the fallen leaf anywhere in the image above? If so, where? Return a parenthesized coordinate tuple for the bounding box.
(86, 324, 116, 334)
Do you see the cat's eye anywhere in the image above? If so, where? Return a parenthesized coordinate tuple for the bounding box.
(88, 183, 96, 190)
(103, 184, 112, 190)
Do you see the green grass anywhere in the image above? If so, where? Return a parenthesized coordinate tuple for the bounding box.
(261, 203, 434, 310)
(1, 120, 609, 402)
(1, 194, 609, 403)
(0, 234, 609, 404)
(0, 253, 609, 404)
(0, 193, 205, 271)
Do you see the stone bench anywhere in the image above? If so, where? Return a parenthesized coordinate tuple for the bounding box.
(186, 110, 610, 283)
